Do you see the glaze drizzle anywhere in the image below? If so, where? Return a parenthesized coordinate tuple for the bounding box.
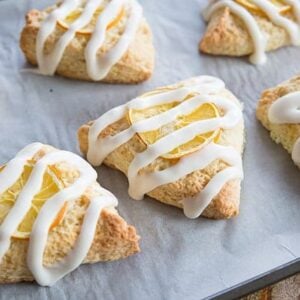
(36, 0, 142, 80)
(0, 143, 117, 286)
(203, 0, 300, 64)
(268, 91, 300, 165)
(87, 76, 244, 218)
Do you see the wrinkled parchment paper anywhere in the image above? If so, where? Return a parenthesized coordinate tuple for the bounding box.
(0, 0, 299, 299)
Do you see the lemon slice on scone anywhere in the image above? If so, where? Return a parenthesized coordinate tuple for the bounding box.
(0, 163, 66, 239)
(235, 0, 291, 16)
(57, 6, 125, 35)
(128, 101, 221, 159)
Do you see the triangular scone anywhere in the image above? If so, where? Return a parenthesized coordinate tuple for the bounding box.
(200, 1, 300, 64)
(78, 76, 245, 219)
(20, 0, 154, 83)
(0, 143, 139, 285)
(257, 75, 300, 167)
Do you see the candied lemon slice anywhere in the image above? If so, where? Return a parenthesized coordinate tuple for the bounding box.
(0, 163, 66, 239)
(235, 0, 291, 15)
(128, 99, 221, 159)
(57, 6, 125, 35)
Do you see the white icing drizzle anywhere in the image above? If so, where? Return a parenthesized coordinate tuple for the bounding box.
(0, 143, 117, 286)
(87, 76, 244, 218)
(36, 0, 142, 80)
(203, 0, 300, 65)
(203, 0, 267, 64)
(252, 0, 300, 45)
(86, 0, 142, 80)
(268, 91, 300, 165)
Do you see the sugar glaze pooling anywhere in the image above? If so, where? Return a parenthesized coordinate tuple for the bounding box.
(0, 143, 118, 286)
(268, 91, 300, 165)
(36, 0, 142, 80)
(87, 76, 244, 219)
(203, 0, 300, 65)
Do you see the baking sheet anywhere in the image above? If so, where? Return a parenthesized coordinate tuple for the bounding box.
(0, 0, 300, 299)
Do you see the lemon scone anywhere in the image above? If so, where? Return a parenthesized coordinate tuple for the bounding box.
(20, 0, 154, 83)
(257, 75, 300, 167)
(0, 143, 139, 286)
(78, 76, 245, 219)
(200, 0, 300, 65)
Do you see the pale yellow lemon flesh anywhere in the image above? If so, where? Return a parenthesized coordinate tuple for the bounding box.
(128, 97, 221, 160)
(0, 163, 66, 239)
(235, 0, 291, 16)
(57, 6, 125, 35)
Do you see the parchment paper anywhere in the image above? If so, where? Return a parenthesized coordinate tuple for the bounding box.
(0, 0, 299, 299)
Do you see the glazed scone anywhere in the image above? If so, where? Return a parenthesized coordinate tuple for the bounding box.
(200, 0, 300, 65)
(78, 76, 245, 219)
(20, 0, 154, 83)
(256, 75, 300, 167)
(0, 143, 139, 285)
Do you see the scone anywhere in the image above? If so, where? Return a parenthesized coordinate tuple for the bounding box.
(20, 0, 154, 83)
(78, 76, 245, 219)
(200, 0, 300, 65)
(257, 75, 300, 167)
(0, 143, 139, 286)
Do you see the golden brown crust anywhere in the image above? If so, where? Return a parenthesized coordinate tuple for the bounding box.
(256, 75, 300, 158)
(200, 7, 290, 58)
(77, 84, 245, 219)
(0, 145, 140, 284)
(20, 7, 154, 84)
